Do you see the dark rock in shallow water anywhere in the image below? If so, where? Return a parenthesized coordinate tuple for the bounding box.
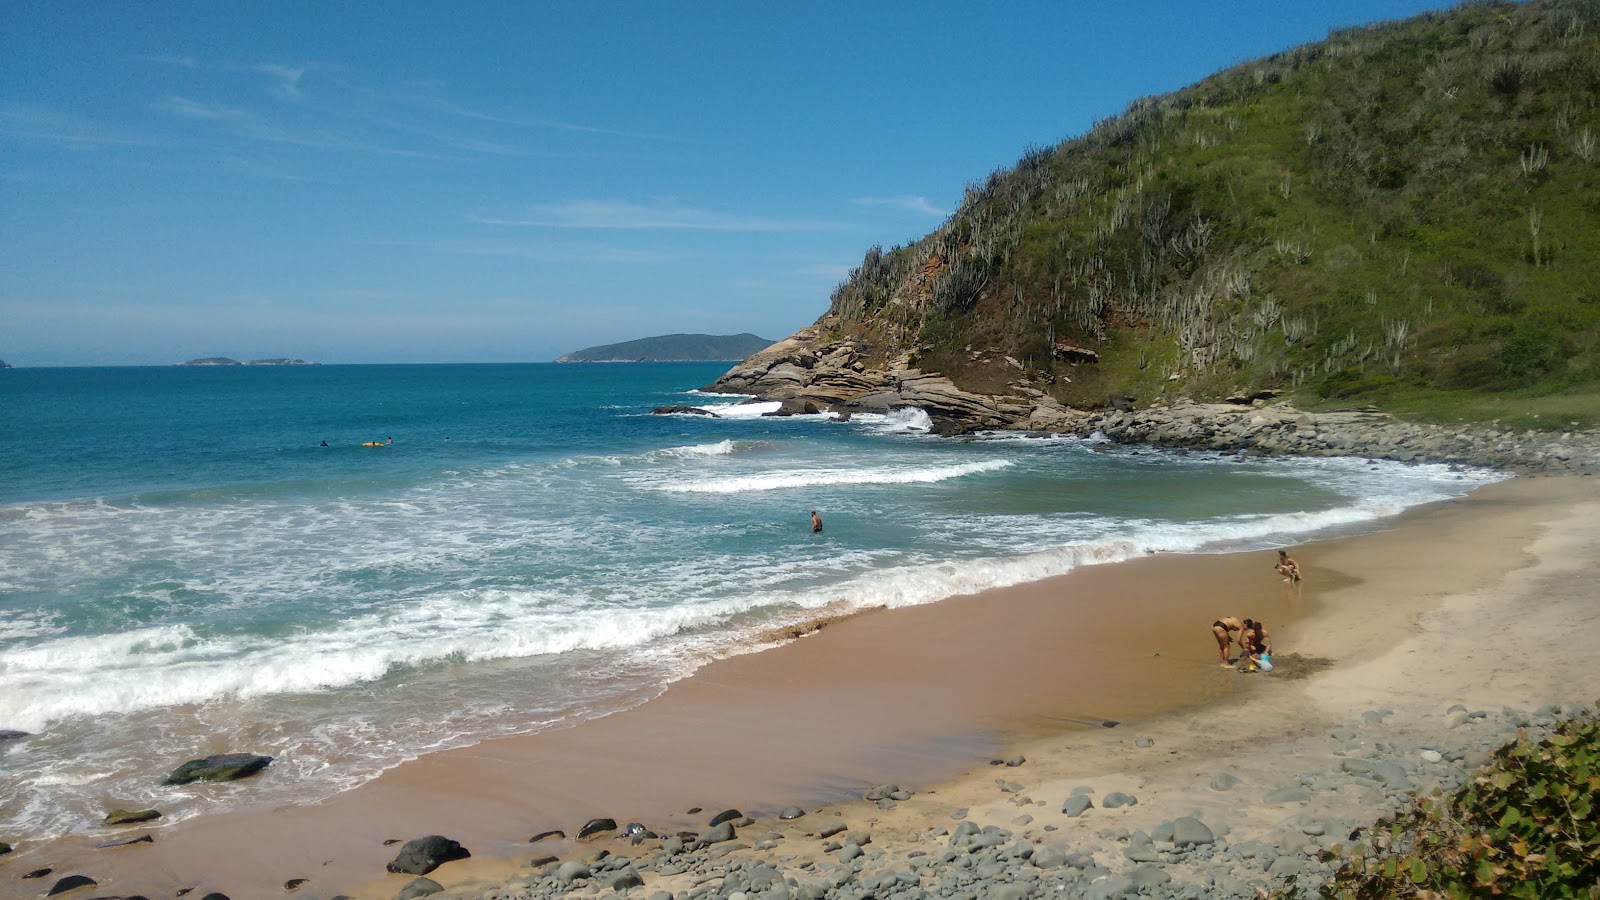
(528, 829, 565, 843)
(708, 808, 742, 827)
(0, 729, 28, 741)
(94, 832, 154, 849)
(385, 835, 470, 875)
(105, 808, 162, 825)
(199, 893, 231, 900)
(577, 818, 617, 840)
(650, 405, 718, 417)
(23, 867, 52, 878)
(46, 875, 98, 895)
(164, 753, 273, 785)
(778, 806, 805, 820)
(284, 878, 309, 891)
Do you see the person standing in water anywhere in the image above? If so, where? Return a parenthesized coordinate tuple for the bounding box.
(810, 510, 823, 533)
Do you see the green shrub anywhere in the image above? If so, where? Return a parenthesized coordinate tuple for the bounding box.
(1312, 706, 1600, 899)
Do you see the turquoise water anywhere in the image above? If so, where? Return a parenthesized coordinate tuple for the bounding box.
(0, 363, 1501, 838)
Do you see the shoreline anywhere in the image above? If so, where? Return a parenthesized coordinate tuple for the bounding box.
(12, 474, 1597, 899)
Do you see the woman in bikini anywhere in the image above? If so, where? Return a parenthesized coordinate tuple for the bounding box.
(1212, 616, 1245, 668)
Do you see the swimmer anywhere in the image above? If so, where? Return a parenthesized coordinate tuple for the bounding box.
(1275, 550, 1301, 583)
(1211, 616, 1245, 668)
(810, 510, 823, 533)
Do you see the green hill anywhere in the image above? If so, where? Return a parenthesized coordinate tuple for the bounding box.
(810, 0, 1600, 428)
(556, 333, 775, 363)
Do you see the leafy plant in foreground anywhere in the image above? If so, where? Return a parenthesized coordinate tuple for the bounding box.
(1310, 705, 1600, 899)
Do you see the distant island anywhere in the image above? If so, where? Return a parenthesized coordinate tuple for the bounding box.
(555, 333, 775, 363)
(0, 359, 11, 369)
(178, 357, 319, 367)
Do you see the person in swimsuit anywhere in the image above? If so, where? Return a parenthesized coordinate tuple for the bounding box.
(810, 510, 823, 533)
(1275, 550, 1301, 583)
(1212, 616, 1245, 668)
(1240, 618, 1272, 662)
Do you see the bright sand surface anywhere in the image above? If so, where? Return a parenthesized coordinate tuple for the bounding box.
(15, 475, 1600, 899)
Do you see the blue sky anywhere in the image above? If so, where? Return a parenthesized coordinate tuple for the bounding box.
(2, 1, 1450, 366)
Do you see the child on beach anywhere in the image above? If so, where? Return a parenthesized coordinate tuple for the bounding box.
(1275, 550, 1301, 583)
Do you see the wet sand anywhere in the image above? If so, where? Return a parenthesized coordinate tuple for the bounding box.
(14, 475, 1592, 900)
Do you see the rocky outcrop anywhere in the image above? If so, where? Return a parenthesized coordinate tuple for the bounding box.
(163, 753, 273, 785)
(705, 334, 1600, 473)
(704, 332, 1083, 436)
(650, 405, 719, 417)
(1063, 402, 1600, 475)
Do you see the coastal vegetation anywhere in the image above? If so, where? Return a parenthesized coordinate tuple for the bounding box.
(813, 0, 1600, 429)
(1296, 706, 1599, 899)
(556, 333, 775, 363)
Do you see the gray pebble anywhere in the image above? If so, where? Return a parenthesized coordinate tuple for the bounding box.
(1209, 772, 1241, 791)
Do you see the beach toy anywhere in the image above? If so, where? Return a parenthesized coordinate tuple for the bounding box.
(1258, 654, 1273, 672)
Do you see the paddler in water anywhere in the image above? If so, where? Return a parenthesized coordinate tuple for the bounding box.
(811, 510, 823, 533)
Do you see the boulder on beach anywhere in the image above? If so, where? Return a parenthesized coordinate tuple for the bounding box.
(577, 817, 617, 839)
(163, 753, 273, 785)
(395, 877, 443, 899)
(105, 808, 161, 825)
(46, 875, 97, 896)
(385, 835, 470, 875)
(708, 808, 742, 827)
(93, 833, 153, 849)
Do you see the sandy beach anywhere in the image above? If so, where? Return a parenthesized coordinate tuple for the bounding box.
(12, 474, 1600, 899)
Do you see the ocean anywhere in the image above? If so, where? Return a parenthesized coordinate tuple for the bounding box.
(0, 362, 1503, 839)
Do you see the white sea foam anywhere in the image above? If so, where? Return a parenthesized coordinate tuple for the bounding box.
(848, 407, 934, 434)
(694, 400, 781, 418)
(658, 439, 738, 458)
(655, 459, 1013, 494)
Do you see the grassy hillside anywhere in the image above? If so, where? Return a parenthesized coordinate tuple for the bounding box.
(820, 0, 1600, 428)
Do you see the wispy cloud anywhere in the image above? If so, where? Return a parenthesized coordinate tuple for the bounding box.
(154, 96, 251, 122)
(255, 64, 308, 101)
(410, 91, 681, 142)
(153, 94, 442, 159)
(0, 104, 159, 148)
(852, 194, 950, 216)
(473, 200, 842, 232)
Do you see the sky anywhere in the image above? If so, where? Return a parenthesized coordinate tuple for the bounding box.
(1, 1, 1452, 366)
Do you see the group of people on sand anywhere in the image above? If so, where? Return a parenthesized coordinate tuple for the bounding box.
(1210, 549, 1299, 671)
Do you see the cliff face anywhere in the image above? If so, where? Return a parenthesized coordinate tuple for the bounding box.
(710, 0, 1600, 430)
